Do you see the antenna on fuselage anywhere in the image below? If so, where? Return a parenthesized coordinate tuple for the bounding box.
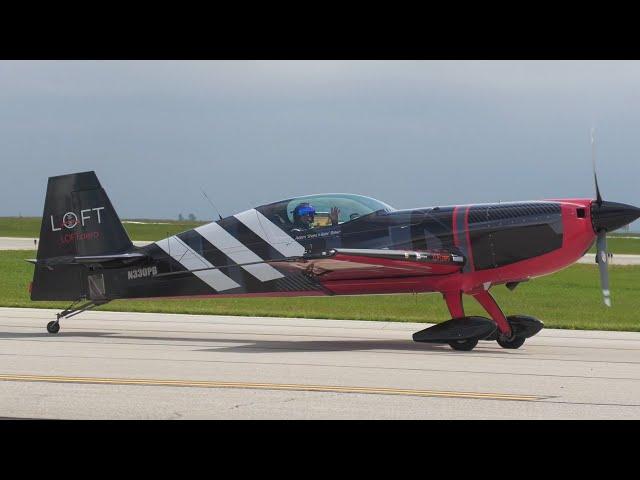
(200, 188, 224, 221)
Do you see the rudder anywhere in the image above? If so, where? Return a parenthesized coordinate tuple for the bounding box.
(31, 171, 133, 300)
(36, 171, 132, 259)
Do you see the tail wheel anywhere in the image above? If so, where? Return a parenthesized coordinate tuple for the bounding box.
(46, 321, 60, 334)
(448, 339, 478, 351)
(496, 332, 526, 349)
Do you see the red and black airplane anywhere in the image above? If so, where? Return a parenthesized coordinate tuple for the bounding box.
(30, 168, 640, 351)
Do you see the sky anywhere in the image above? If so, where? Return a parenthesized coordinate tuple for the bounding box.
(0, 60, 639, 229)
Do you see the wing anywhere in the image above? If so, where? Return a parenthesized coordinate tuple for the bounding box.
(150, 247, 465, 282)
(270, 248, 465, 281)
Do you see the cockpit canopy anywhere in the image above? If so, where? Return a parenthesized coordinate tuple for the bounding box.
(257, 194, 395, 231)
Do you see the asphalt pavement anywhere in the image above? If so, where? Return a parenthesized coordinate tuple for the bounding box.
(0, 308, 638, 419)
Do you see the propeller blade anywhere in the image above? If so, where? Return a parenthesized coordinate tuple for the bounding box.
(591, 128, 603, 206)
(596, 231, 611, 307)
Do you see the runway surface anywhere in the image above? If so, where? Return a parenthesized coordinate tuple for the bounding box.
(1, 307, 639, 419)
(577, 253, 640, 265)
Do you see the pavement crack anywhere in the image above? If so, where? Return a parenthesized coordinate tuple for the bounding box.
(230, 402, 256, 411)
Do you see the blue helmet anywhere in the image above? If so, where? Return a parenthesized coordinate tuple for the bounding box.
(293, 203, 316, 219)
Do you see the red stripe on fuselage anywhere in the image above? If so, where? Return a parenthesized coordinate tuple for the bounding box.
(463, 206, 475, 273)
(452, 206, 460, 248)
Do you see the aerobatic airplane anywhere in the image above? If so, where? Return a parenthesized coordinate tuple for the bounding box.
(29, 167, 640, 351)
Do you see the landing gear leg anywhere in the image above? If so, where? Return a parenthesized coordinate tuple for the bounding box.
(443, 291, 477, 351)
(471, 290, 526, 349)
(470, 290, 511, 336)
(412, 291, 496, 351)
(442, 291, 486, 351)
(443, 291, 465, 319)
(47, 299, 108, 334)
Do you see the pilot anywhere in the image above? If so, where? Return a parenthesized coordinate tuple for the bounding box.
(291, 203, 342, 232)
(291, 203, 316, 232)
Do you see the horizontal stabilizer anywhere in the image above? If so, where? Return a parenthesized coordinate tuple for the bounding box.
(28, 252, 147, 267)
(72, 252, 147, 263)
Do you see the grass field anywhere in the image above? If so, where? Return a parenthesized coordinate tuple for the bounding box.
(2, 216, 640, 253)
(2, 249, 639, 331)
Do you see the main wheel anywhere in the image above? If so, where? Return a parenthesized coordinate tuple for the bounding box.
(448, 338, 478, 351)
(496, 333, 525, 349)
(46, 321, 60, 334)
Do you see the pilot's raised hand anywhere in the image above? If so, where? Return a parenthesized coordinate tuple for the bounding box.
(330, 206, 341, 225)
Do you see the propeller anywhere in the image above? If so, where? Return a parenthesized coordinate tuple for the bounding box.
(589, 130, 640, 307)
(591, 128, 611, 307)
(591, 128, 602, 207)
(596, 231, 611, 306)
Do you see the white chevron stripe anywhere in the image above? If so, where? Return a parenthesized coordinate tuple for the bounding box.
(235, 209, 306, 258)
(195, 222, 284, 282)
(156, 236, 239, 292)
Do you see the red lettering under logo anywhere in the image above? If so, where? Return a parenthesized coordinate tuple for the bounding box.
(58, 231, 100, 245)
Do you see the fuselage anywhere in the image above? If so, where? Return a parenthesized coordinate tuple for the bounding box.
(118, 196, 598, 300)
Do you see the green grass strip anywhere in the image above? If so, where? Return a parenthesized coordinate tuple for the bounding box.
(3, 250, 639, 332)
